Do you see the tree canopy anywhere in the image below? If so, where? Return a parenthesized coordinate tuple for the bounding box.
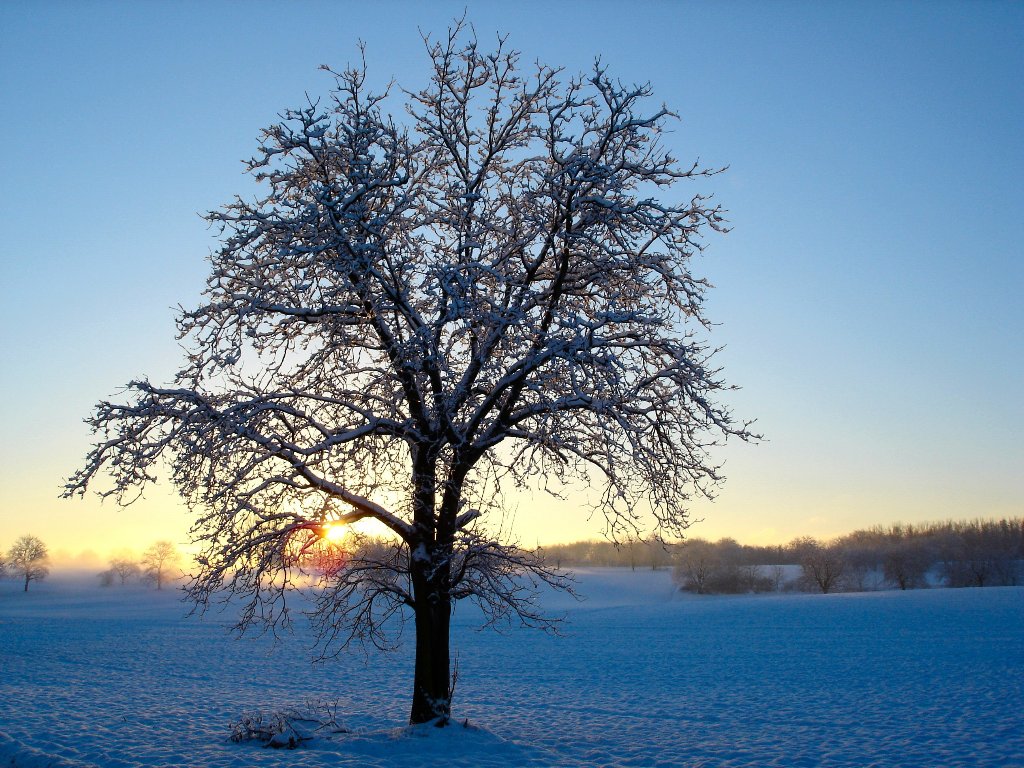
(7, 535, 50, 592)
(67, 24, 750, 724)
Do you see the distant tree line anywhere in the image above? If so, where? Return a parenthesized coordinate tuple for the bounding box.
(540, 537, 694, 572)
(0, 536, 184, 592)
(541, 518, 1024, 594)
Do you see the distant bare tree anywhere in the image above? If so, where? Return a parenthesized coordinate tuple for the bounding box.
(7, 535, 50, 592)
(141, 541, 180, 590)
(737, 563, 772, 593)
(674, 539, 720, 594)
(938, 520, 1022, 588)
(882, 540, 931, 590)
(835, 532, 883, 591)
(110, 558, 141, 585)
(792, 537, 846, 594)
(66, 23, 751, 724)
(674, 537, 772, 594)
(988, 519, 1023, 586)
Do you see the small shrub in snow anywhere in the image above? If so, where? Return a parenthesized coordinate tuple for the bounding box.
(229, 698, 349, 748)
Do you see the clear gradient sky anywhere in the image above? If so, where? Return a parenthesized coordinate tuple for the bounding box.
(1, 1, 1021, 565)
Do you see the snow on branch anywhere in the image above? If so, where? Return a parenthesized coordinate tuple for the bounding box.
(449, 530, 576, 632)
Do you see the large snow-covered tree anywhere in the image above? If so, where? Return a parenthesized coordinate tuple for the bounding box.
(67, 26, 751, 724)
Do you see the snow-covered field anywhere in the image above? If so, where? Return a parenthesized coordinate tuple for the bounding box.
(1, 569, 1021, 768)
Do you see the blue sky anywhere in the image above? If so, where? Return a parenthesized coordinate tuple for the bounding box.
(1, 1, 1021, 561)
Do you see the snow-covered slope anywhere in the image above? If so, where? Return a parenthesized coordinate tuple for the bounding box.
(1, 570, 1021, 767)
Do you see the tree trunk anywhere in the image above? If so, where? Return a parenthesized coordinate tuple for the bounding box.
(409, 553, 452, 725)
(406, 446, 454, 725)
(24, 574, 29, 592)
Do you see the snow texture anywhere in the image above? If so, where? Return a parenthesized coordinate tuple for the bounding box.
(1, 569, 1022, 767)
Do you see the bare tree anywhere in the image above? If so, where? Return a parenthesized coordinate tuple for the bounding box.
(835, 531, 883, 591)
(673, 537, 771, 594)
(792, 537, 846, 594)
(882, 539, 931, 590)
(66, 25, 750, 725)
(110, 557, 142, 585)
(768, 564, 787, 592)
(674, 539, 724, 594)
(7, 535, 49, 592)
(141, 541, 180, 590)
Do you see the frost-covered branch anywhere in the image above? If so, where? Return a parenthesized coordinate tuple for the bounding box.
(449, 529, 575, 631)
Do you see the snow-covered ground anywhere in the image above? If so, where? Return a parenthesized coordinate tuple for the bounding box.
(1, 569, 1021, 767)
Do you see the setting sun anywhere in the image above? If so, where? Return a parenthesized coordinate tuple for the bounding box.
(322, 524, 348, 544)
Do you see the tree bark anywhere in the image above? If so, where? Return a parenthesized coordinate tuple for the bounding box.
(409, 550, 452, 725)
(406, 447, 453, 725)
